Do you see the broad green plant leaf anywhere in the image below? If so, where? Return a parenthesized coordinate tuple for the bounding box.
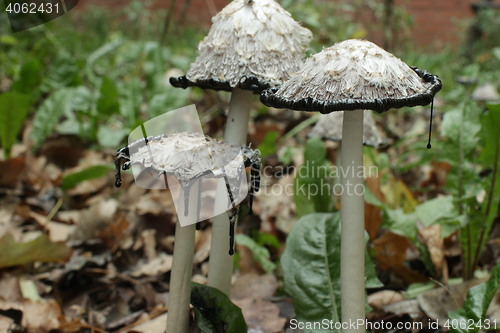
(11, 58, 43, 95)
(0, 92, 31, 158)
(0, 233, 72, 268)
(191, 282, 247, 333)
(31, 87, 93, 148)
(281, 213, 381, 332)
(448, 264, 500, 333)
(235, 234, 276, 273)
(62, 164, 114, 190)
(441, 102, 481, 154)
(96, 77, 120, 116)
(294, 137, 333, 217)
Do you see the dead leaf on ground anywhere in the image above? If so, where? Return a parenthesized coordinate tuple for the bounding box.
(383, 299, 421, 320)
(256, 174, 295, 234)
(368, 290, 405, 310)
(231, 273, 278, 300)
(372, 231, 427, 284)
(0, 157, 25, 188)
(232, 297, 286, 333)
(0, 299, 62, 332)
(365, 176, 384, 240)
(417, 278, 486, 324)
(0, 233, 72, 268)
(0, 275, 23, 301)
(69, 199, 118, 244)
(122, 313, 167, 333)
(130, 253, 173, 277)
(418, 223, 448, 281)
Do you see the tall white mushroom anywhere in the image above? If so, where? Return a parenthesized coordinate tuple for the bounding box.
(309, 110, 384, 148)
(170, 0, 311, 297)
(115, 132, 261, 333)
(261, 39, 442, 333)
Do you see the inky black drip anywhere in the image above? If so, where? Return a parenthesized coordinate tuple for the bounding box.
(224, 175, 239, 256)
(248, 162, 261, 215)
(228, 213, 236, 256)
(427, 99, 434, 149)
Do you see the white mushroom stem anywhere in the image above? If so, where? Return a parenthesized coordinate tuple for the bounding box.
(340, 109, 365, 333)
(166, 184, 198, 333)
(208, 88, 253, 295)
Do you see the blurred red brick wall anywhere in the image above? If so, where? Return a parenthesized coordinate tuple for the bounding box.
(78, 0, 497, 50)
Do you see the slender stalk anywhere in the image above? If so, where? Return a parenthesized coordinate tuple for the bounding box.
(166, 182, 198, 333)
(340, 109, 365, 333)
(470, 134, 500, 277)
(208, 88, 253, 295)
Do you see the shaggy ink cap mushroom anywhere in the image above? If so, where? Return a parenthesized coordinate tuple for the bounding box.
(309, 111, 384, 148)
(169, 0, 312, 93)
(260, 39, 443, 331)
(115, 132, 261, 216)
(260, 39, 442, 113)
(114, 132, 261, 253)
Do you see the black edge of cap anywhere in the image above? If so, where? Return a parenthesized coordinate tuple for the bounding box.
(260, 67, 443, 113)
(170, 75, 273, 94)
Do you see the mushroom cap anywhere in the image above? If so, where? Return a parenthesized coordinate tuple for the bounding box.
(260, 39, 442, 112)
(309, 110, 384, 147)
(170, 0, 312, 93)
(129, 132, 250, 183)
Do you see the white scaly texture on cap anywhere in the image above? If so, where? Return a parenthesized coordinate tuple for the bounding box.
(186, 0, 312, 87)
(129, 132, 246, 182)
(310, 110, 384, 147)
(276, 39, 429, 102)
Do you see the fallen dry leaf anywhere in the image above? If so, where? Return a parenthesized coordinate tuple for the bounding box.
(418, 223, 448, 281)
(231, 273, 278, 300)
(417, 278, 486, 324)
(368, 290, 405, 310)
(372, 231, 427, 284)
(131, 253, 173, 277)
(232, 297, 286, 333)
(69, 199, 118, 244)
(256, 174, 295, 234)
(0, 233, 72, 268)
(0, 299, 62, 332)
(365, 176, 384, 240)
(0, 157, 25, 188)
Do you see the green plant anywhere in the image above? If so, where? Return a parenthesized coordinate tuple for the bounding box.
(191, 282, 248, 333)
(281, 213, 382, 332)
(448, 264, 500, 333)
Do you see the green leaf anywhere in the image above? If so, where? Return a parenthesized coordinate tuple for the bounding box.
(383, 208, 418, 240)
(31, 87, 93, 148)
(441, 103, 481, 153)
(0, 92, 31, 158)
(448, 264, 500, 333)
(281, 212, 381, 333)
(281, 213, 342, 332)
(415, 195, 457, 227)
(147, 89, 190, 118)
(191, 283, 247, 333)
(0, 233, 72, 268)
(62, 164, 114, 190)
(41, 56, 82, 92)
(11, 58, 43, 95)
(294, 137, 333, 217)
(96, 77, 120, 116)
(235, 234, 276, 273)
(97, 125, 129, 148)
(257, 131, 279, 160)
